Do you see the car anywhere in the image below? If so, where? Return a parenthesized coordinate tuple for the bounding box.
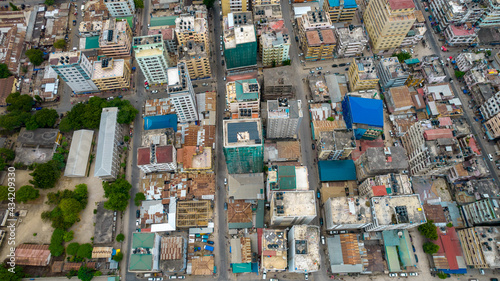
(400, 273, 408, 277)
(193, 84, 198, 88)
(299, 53, 303, 56)
(312, 143, 315, 150)
(339, 230, 347, 234)
(221, 60, 225, 66)
(202, 83, 208, 86)
(168, 276, 177, 279)
(176, 277, 185, 279)
(317, 190, 321, 199)
(136, 219, 140, 226)
(295, 36, 299, 42)
(309, 70, 315, 74)
(339, 63, 346, 67)
(320, 218, 323, 226)
(305, 273, 309, 280)
(224, 178, 227, 185)
(330, 230, 339, 234)
(389, 273, 398, 277)
(151, 90, 158, 94)
(332, 64, 338, 67)
(345, 68, 349, 71)
(480, 269, 485, 275)
(489, 154, 494, 161)
(223, 77, 226, 81)
(148, 24, 150, 28)
(491, 278, 498, 281)
(220, 45, 222, 51)
(221, 51, 223, 56)
(414, 254, 418, 263)
(321, 236, 325, 245)
(149, 278, 154, 281)
(412, 245, 416, 252)
(262, 271, 267, 280)
(270, 279, 279, 281)
(136, 210, 140, 218)
(345, 62, 351, 65)
(318, 71, 321, 74)
(73, 20, 77, 26)
(224, 202, 228, 210)
(410, 48, 414, 54)
(316, 67, 323, 70)
(409, 272, 418, 277)
(156, 278, 164, 281)
(382, 133, 385, 140)
(220, 35, 223, 41)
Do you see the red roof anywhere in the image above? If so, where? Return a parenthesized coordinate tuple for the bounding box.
(351, 139, 385, 160)
(388, 0, 415, 10)
(257, 228, 263, 255)
(156, 145, 174, 164)
(469, 137, 480, 155)
(262, 250, 276, 256)
(435, 227, 463, 270)
(372, 185, 388, 196)
(423, 129, 453, 140)
(438, 117, 452, 127)
(450, 25, 475, 36)
(137, 147, 151, 166)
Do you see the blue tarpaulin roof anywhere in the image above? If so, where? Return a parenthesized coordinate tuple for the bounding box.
(144, 114, 178, 131)
(345, 96, 384, 128)
(404, 58, 420, 65)
(328, 0, 357, 8)
(318, 160, 357, 182)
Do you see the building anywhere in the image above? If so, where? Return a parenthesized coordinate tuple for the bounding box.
(318, 160, 357, 181)
(133, 35, 170, 84)
(480, 91, 500, 120)
(298, 11, 336, 61)
(377, 57, 409, 89)
(382, 229, 416, 272)
(348, 57, 379, 91)
(355, 147, 409, 181)
(148, 28, 177, 55)
(100, 18, 133, 57)
(433, 227, 468, 274)
(253, 4, 282, 21)
(222, 0, 248, 16)
(335, 26, 368, 58)
(104, 0, 135, 17)
(129, 232, 161, 272)
(327, 234, 368, 274)
(317, 130, 356, 160)
(266, 166, 310, 198)
(230, 237, 253, 273)
(480, 0, 500, 26)
(365, 194, 426, 231)
(444, 24, 478, 46)
(420, 58, 447, 85)
(167, 63, 198, 122)
(94, 108, 121, 181)
(458, 227, 500, 268)
(64, 130, 94, 177)
(260, 30, 291, 67)
(484, 113, 500, 139)
(363, 0, 416, 52)
(463, 198, 500, 226)
(0, 17, 26, 74)
(175, 8, 209, 51)
(266, 99, 303, 139)
(228, 173, 265, 200)
(226, 79, 260, 118)
(358, 174, 413, 197)
(261, 229, 287, 272)
(456, 53, 487, 72)
(324, 197, 372, 230)
(270, 190, 316, 226)
(0, 76, 17, 106)
(178, 41, 211, 79)
(342, 95, 384, 140)
(49, 51, 98, 94)
(288, 225, 321, 273)
(223, 119, 264, 174)
(323, 0, 358, 22)
(92, 58, 131, 91)
(176, 200, 210, 228)
(15, 244, 51, 266)
(223, 12, 257, 70)
(401, 11, 427, 47)
(137, 145, 176, 174)
(262, 66, 294, 100)
(385, 86, 415, 115)
(430, 0, 485, 31)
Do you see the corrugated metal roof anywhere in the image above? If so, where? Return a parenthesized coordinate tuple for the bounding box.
(94, 107, 118, 178)
(65, 129, 94, 177)
(15, 244, 51, 266)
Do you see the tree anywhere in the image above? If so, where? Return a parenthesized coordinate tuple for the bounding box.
(26, 108, 59, 130)
(446, 222, 453, 228)
(326, 117, 335, 121)
(49, 228, 65, 257)
(64, 230, 74, 242)
(77, 266, 94, 281)
(423, 242, 440, 254)
(103, 179, 132, 211)
(134, 0, 144, 9)
(0, 263, 26, 281)
(59, 198, 82, 225)
(29, 160, 61, 189)
(9, 3, 19, 11)
(76, 243, 93, 259)
(44, 0, 55, 6)
(116, 233, 125, 242)
(134, 192, 146, 207)
(203, 0, 215, 8)
(455, 70, 465, 79)
(0, 148, 15, 162)
(25, 49, 44, 66)
(282, 59, 291, 66)
(53, 39, 66, 49)
(73, 184, 88, 206)
(66, 242, 80, 256)
(16, 185, 39, 203)
(271, 60, 276, 67)
(437, 272, 448, 279)
(112, 252, 123, 262)
(486, 50, 492, 56)
(0, 186, 8, 201)
(0, 63, 12, 78)
(392, 52, 412, 62)
(0, 111, 31, 131)
(418, 220, 438, 240)
(6, 92, 34, 112)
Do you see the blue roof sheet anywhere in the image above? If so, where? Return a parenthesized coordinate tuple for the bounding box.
(144, 114, 178, 131)
(347, 96, 384, 128)
(328, 0, 357, 8)
(318, 160, 357, 181)
(404, 58, 420, 65)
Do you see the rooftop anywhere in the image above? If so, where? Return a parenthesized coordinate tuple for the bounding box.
(327, 234, 366, 273)
(228, 173, 265, 200)
(15, 244, 51, 266)
(318, 160, 357, 181)
(450, 25, 476, 36)
(166, 63, 191, 93)
(93, 202, 115, 244)
(262, 228, 288, 271)
(387, 86, 414, 112)
(175, 14, 207, 35)
(253, 4, 282, 20)
(160, 236, 183, 260)
(327, 197, 372, 225)
(227, 200, 253, 225)
(223, 12, 256, 49)
(226, 79, 260, 103)
(353, 57, 378, 80)
(263, 65, 295, 88)
(358, 146, 409, 174)
(344, 96, 384, 128)
(94, 107, 118, 178)
(336, 26, 367, 44)
(144, 98, 174, 116)
(92, 58, 127, 80)
(48, 51, 81, 66)
(290, 225, 321, 272)
(379, 57, 409, 79)
(325, 74, 348, 103)
(469, 227, 500, 268)
(272, 190, 316, 218)
(64, 130, 94, 177)
(223, 119, 262, 147)
(178, 41, 208, 61)
(361, 174, 413, 196)
(388, 0, 415, 10)
(371, 195, 426, 226)
(433, 227, 466, 271)
(305, 29, 336, 46)
(17, 128, 60, 146)
(318, 130, 356, 154)
(328, 0, 357, 8)
(267, 99, 302, 119)
(100, 18, 129, 47)
(261, 31, 290, 48)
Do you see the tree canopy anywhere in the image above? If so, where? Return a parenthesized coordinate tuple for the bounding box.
(103, 179, 132, 211)
(77, 266, 94, 281)
(418, 220, 438, 240)
(392, 52, 412, 62)
(53, 39, 66, 49)
(76, 243, 93, 259)
(25, 49, 44, 66)
(203, 0, 215, 8)
(423, 242, 440, 254)
(16, 185, 39, 203)
(0, 148, 15, 170)
(26, 108, 59, 130)
(134, 192, 146, 207)
(0, 93, 34, 131)
(0, 186, 8, 201)
(67, 242, 80, 256)
(116, 233, 125, 242)
(6, 92, 33, 112)
(455, 70, 465, 79)
(42, 184, 88, 229)
(0, 63, 12, 78)
(134, 0, 144, 9)
(0, 263, 26, 281)
(29, 159, 61, 189)
(49, 228, 65, 257)
(44, 0, 55, 6)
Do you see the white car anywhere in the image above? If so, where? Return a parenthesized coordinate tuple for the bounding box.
(400, 273, 408, 277)
(389, 273, 398, 277)
(151, 90, 158, 94)
(488, 154, 494, 161)
(409, 273, 418, 277)
(262, 271, 267, 280)
(136, 219, 140, 226)
(223, 77, 226, 81)
(321, 236, 325, 245)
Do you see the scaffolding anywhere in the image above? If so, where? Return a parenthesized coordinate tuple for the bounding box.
(176, 200, 211, 228)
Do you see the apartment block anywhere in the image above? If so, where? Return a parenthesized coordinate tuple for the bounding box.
(355, 146, 409, 181)
(365, 194, 426, 232)
(223, 119, 264, 174)
(270, 190, 317, 226)
(266, 99, 303, 139)
(167, 63, 198, 123)
(226, 79, 260, 118)
(223, 12, 257, 70)
(323, 0, 358, 22)
(261, 229, 287, 272)
(178, 41, 211, 79)
(288, 225, 321, 273)
(377, 57, 409, 89)
(260, 30, 291, 66)
(262, 66, 294, 100)
(222, 0, 248, 16)
(458, 227, 500, 269)
(103, 0, 135, 17)
(91, 58, 131, 91)
(456, 53, 486, 72)
(342, 94, 384, 140)
(480, 0, 500, 26)
(0, 14, 26, 74)
(324, 197, 373, 230)
(175, 8, 209, 51)
(100, 18, 133, 57)
(298, 11, 336, 61)
(484, 113, 500, 139)
(49, 51, 98, 94)
(335, 26, 368, 58)
(463, 198, 500, 226)
(444, 24, 478, 46)
(480, 91, 500, 120)
(94, 107, 122, 181)
(401, 11, 427, 47)
(430, 0, 485, 31)
(317, 130, 356, 160)
(421, 59, 447, 84)
(358, 174, 413, 198)
(252, 0, 279, 4)
(348, 57, 379, 91)
(364, 0, 416, 52)
(133, 35, 169, 84)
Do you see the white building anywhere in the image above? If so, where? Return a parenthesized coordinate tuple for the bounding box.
(430, 0, 485, 31)
(270, 190, 317, 226)
(64, 130, 94, 177)
(480, 91, 500, 120)
(288, 225, 321, 273)
(103, 0, 135, 17)
(444, 24, 478, 46)
(335, 26, 368, 58)
(376, 57, 410, 89)
(456, 53, 487, 72)
(479, 0, 500, 26)
(167, 63, 198, 122)
(266, 99, 303, 139)
(133, 35, 169, 84)
(94, 108, 122, 181)
(260, 31, 291, 66)
(324, 197, 373, 230)
(48, 51, 98, 94)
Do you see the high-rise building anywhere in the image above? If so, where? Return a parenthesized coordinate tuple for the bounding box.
(100, 19, 133, 57)
(92, 58, 131, 91)
(324, 197, 373, 230)
(335, 26, 368, 58)
(365, 195, 426, 232)
(178, 41, 211, 79)
(270, 190, 317, 226)
(49, 51, 98, 94)
(103, 0, 135, 17)
(223, 12, 257, 70)
(133, 35, 169, 84)
(458, 227, 500, 269)
(175, 7, 209, 51)
(226, 79, 261, 118)
(222, 0, 248, 16)
(480, 91, 500, 120)
(317, 130, 356, 160)
(223, 119, 263, 174)
(376, 57, 409, 89)
(166, 63, 197, 123)
(355, 146, 409, 181)
(363, 0, 416, 52)
(347, 57, 379, 91)
(430, 0, 485, 31)
(480, 0, 500, 26)
(260, 30, 291, 67)
(298, 10, 336, 61)
(266, 99, 303, 139)
(323, 0, 358, 22)
(94, 107, 122, 181)
(444, 24, 478, 46)
(484, 113, 500, 139)
(287, 225, 321, 273)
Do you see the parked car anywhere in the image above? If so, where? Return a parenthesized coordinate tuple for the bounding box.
(136, 210, 140, 218)
(224, 202, 228, 210)
(305, 273, 309, 280)
(317, 190, 321, 199)
(224, 178, 227, 185)
(321, 236, 325, 245)
(409, 272, 418, 277)
(346, 62, 351, 65)
(489, 154, 494, 161)
(136, 219, 140, 226)
(151, 90, 158, 94)
(339, 63, 346, 67)
(312, 143, 315, 150)
(332, 64, 338, 67)
(168, 276, 177, 279)
(345, 68, 349, 71)
(414, 254, 418, 263)
(193, 85, 198, 88)
(262, 271, 267, 280)
(73, 20, 77, 26)
(389, 273, 398, 277)
(316, 67, 323, 70)
(400, 273, 408, 277)
(177, 277, 185, 280)
(319, 218, 323, 226)
(412, 245, 416, 252)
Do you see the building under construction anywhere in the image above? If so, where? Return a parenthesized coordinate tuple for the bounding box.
(176, 200, 212, 228)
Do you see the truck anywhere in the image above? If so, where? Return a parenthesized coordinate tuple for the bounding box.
(204, 245, 214, 252)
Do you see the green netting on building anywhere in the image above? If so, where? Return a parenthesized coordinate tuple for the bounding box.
(224, 145, 263, 174)
(225, 41, 257, 70)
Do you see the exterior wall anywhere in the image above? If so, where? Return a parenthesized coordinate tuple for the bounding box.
(179, 56, 212, 79)
(101, 20, 133, 57)
(480, 91, 500, 120)
(444, 26, 478, 46)
(348, 59, 379, 91)
(170, 92, 198, 122)
(430, 0, 485, 31)
(222, 0, 248, 16)
(323, 1, 357, 23)
(225, 41, 258, 69)
(335, 28, 368, 58)
(376, 58, 409, 89)
(267, 116, 301, 139)
(134, 39, 170, 84)
(324, 198, 373, 230)
(480, 0, 500, 26)
(50, 53, 99, 94)
(104, 0, 135, 17)
(93, 61, 131, 91)
(485, 113, 500, 139)
(261, 39, 290, 66)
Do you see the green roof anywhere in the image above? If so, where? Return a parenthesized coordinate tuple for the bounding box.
(84, 36, 100, 50)
(150, 16, 178, 27)
(234, 79, 259, 101)
(117, 16, 134, 29)
(278, 166, 296, 190)
(385, 246, 401, 272)
(132, 232, 155, 248)
(129, 254, 153, 271)
(232, 263, 252, 273)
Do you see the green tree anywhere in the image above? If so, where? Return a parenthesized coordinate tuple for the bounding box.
(0, 63, 12, 78)
(0, 186, 8, 201)
(64, 230, 74, 242)
(0, 148, 15, 161)
(446, 222, 453, 228)
(77, 266, 94, 281)
(103, 179, 132, 211)
(282, 59, 291, 66)
(26, 108, 59, 130)
(0, 263, 26, 281)
(437, 272, 448, 279)
(486, 50, 492, 56)
(44, 0, 55, 6)
(49, 228, 65, 257)
(59, 198, 82, 225)
(76, 243, 93, 259)
(423, 242, 440, 254)
(66, 242, 80, 256)
(271, 60, 276, 67)
(94, 271, 102, 277)
(6, 92, 34, 112)
(326, 117, 334, 121)
(134, 192, 146, 207)
(455, 70, 465, 79)
(392, 52, 412, 62)
(0, 111, 31, 131)
(53, 39, 66, 49)
(116, 233, 125, 242)
(418, 220, 438, 240)
(52, 153, 66, 170)
(9, 3, 19, 11)
(112, 252, 123, 262)
(203, 0, 215, 8)
(30, 160, 61, 189)
(73, 184, 88, 206)
(25, 49, 44, 66)
(58, 118, 73, 132)
(16, 185, 39, 203)
(134, 0, 144, 9)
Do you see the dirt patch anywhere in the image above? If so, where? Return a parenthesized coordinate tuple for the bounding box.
(431, 177, 452, 202)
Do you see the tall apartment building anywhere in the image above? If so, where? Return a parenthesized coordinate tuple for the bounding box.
(324, 197, 373, 230)
(103, 0, 135, 17)
(484, 113, 500, 139)
(100, 19, 132, 57)
(365, 195, 426, 232)
(444, 24, 478, 46)
(133, 35, 169, 84)
(335, 26, 368, 58)
(298, 11, 336, 61)
(178, 41, 211, 79)
(260, 31, 291, 66)
(166, 63, 198, 122)
(267, 99, 303, 139)
(175, 8, 209, 51)
(456, 53, 486, 72)
(222, 0, 248, 16)
(480, 91, 500, 120)
(363, 0, 416, 52)
(288, 225, 321, 273)
(49, 51, 98, 94)
(252, 0, 279, 5)
(355, 146, 409, 181)
(462, 198, 500, 226)
(376, 57, 410, 89)
(323, 0, 358, 22)
(270, 190, 317, 226)
(430, 0, 485, 31)
(226, 79, 260, 118)
(223, 119, 264, 174)
(317, 130, 356, 160)
(400, 20, 427, 47)
(94, 107, 122, 181)
(458, 227, 500, 269)
(480, 0, 500, 26)
(91, 58, 131, 91)
(223, 12, 257, 70)
(348, 57, 379, 91)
